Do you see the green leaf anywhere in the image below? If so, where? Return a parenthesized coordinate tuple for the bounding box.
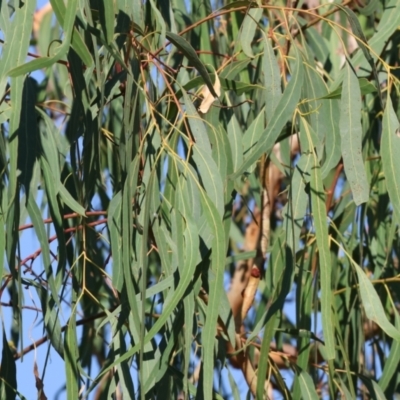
(191, 138, 225, 216)
(354, 263, 400, 341)
(263, 33, 282, 122)
(230, 46, 304, 178)
(220, 58, 252, 80)
(256, 229, 294, 398)
(17, 77, 38, 192)
(357, 0, 380, 15)
(50, 0, 93, 66)
(0, 0, 35, 93)
(0, 328, 17, 400)
(297, 368, 319, 400)
(58, 185, 86, 216)
(26, 193, 61, 310)
(242, 109, 264, 172)
(378, 312, 400, 391)
(283, 152, 312, 254)
(240, 7, 262, 58)
(108, 192, 123, 291)
(182, 90, 212, 154)
(305, 27, 330, 65)
(321, 99, 341, 178)
(301, 117, 336, 360)
(337, 5, 382, 105)
(359, 374, 388, 400)
(166, 31, 218, 98)
(149, 0, 166, 47)
(65, 315, 79, 399)
(197, 195, 226, 400)
(7, 80, 26, 202)
(381, 96, 400, 223)
(37, 108, 61, 180)
(40, 156, 67, 285)
(320, 78, 377, 100)
(9, 0, 79, 77)
(227, 112, 243, 173)
(99, 0, 115, 44)
(339, 62, 369, 206)
(205, 122, 229, 181)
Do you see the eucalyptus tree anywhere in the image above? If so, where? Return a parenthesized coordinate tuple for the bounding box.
(1, 0, 400, 398)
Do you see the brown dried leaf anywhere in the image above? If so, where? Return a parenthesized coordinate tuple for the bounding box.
(198, 73, 221, 114)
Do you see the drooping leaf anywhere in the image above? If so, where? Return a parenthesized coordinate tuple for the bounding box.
(297, 368, 319, 400)
(381, 96, 400, 223)
(166, 31, 218, 98)
(378, 312, 400, 391)
(0, 328, 17, 400)
(320, 78, 377, 100)
(301, 117, 336, 360)
(339, 62, 369, 206)
(354, 263, 400, 341)
(240, 7, 263, 58)
(9, 0, 80, 77)
(263, 33, 282, 122)
(231, 46, 303, 178)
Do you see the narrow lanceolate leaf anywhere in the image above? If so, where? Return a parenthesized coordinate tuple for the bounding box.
(381, 96, 400, 223)
(354, 262, 400, 341)
(379, 312, 400, 390)
(166, 32, 218, 98)
(227, 112, 243, 172)
(240, 7, 263, 58)
(320, 78, 377, 100)
(283, 153, 312, 254)
(138, 170, 154, 394)
(26, 193, 61, 309)
(263, 33, 282, 122)
(149, 0, 166, 47)
(49, 0, 93, 66)
(298, 369, 319, 400)
(7, 79, 24, 202)
(108, 192, 123, 291)
(17, 77, 38, 192)
(65, 315, 79, 399)
(302, 118, 335, 360)
(0, 328, 17, 400)
(321, 99, 341, 178)
(339, 62, 369, 206)
(191, 143, 224, 217)
(99, 0, 115, 44)
(182, 90, 212, 154)
(242, 108, 265, 172)
(58, 185, 86, 216)
(0, 0, 35, 93)
(179, 113, 224, 216)
(231, 47, 303, 178)
(34, 285, 64, 358)
(337, 5, 382, 105)
(197, 192, 226, 400)
(9, 0, 79, 77)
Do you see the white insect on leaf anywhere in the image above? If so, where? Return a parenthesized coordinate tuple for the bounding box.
(198, 73, 221, 114)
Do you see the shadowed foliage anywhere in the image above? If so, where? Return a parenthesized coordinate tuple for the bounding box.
(1, 0, 400, 398)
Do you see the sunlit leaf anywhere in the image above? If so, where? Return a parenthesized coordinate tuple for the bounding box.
(381, 96, 400, 223)
(240, 7, 262, 58)
(231, 46, 303, 178)
(339, 62, 369, 205)
(301, 117, 336, 360)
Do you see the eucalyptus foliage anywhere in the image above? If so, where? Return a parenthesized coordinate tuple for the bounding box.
(1, 0, 400, 399)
